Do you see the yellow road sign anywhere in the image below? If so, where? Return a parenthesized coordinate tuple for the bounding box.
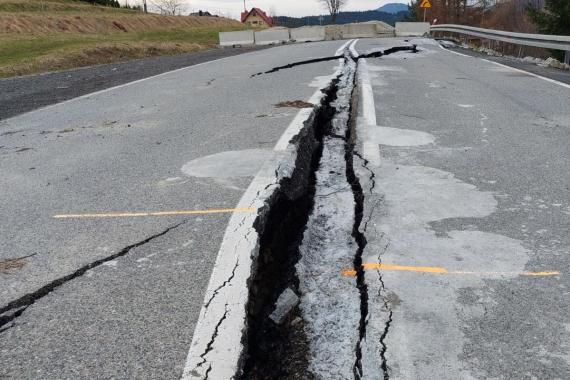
(420, 0, 432, 8)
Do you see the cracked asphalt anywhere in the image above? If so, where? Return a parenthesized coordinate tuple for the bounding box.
(355, 37, 570, 379)
(0, 41, 346, 379)
(1, 36, 570, 380)
(0, 46, 265, 121)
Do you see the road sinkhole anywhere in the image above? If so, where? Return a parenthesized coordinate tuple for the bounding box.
(239, 45, 417, 379)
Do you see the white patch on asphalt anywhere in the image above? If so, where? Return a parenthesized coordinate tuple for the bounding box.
(354, 56, 534, 380)
(458, 104, 475, 108)
(181, 149, 274, 178)
(482, 59, 570, 90)
(365, 126, 435, 147)
(365, 162, 531, 379)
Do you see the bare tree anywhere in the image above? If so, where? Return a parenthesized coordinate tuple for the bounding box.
(318, 0, 347, 24)
(152, 0, 183, 15)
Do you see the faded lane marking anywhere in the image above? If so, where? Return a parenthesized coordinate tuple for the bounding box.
(53, 208, 256, 219)
(341, 263, 559, 277)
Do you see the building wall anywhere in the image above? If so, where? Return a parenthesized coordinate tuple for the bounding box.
(244, 14, 270, 28)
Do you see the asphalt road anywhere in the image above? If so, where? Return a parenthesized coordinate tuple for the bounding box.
(0, 46, 264, 121)
(354, 37, 570, 379)
(438, 41, 570, 86)
(0, 41, 346, 379)
(1, 36, 569, 379)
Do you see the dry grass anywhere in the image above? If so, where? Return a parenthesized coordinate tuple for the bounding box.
(0, 0, 246, 77)
(0, 12, 242, 34)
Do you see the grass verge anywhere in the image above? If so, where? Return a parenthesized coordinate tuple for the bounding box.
(0, 0, 249, 78)
(0, 26, 247, 78)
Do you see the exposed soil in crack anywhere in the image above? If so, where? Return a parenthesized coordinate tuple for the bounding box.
(239, 73, 341, 380)
(0, 221, 185, 331)
(239, 44, 417, 379)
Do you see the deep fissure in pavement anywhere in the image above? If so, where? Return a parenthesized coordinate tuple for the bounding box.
(241, 46, 417, 379)
(344, 59, 369, 380)
(239, 72, 341, 379)
(0, 222, 186, 331)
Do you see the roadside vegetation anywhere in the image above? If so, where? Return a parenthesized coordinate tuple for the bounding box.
(0, 0, 246, 78)
(408, 0, 568, 36)
(410, 0, 568, 61)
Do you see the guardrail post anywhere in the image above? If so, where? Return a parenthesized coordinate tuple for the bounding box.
(565, 51, 570, 65)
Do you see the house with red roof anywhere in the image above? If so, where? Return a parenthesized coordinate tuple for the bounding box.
(241, 8, 273, 28)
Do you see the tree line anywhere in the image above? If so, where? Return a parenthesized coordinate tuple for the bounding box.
(275, 10, 409, 28)
(408, 0, 568, 37)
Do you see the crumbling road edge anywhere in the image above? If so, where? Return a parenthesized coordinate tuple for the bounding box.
(181, 40, 354, 380)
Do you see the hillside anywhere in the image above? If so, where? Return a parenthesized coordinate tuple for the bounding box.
(376, 3, 409, 14)
(0, 0, 245, 78)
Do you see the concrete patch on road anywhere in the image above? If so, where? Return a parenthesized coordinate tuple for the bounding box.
(181, 149, 275, 178)
(353, 58, 542, 379)
(364, 125, 435, 147)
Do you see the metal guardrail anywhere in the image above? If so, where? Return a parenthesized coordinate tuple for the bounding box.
(431, 24, 570, 64)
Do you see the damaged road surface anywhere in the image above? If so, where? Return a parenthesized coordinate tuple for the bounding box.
(3, 36, 569, 380)
(0, 40, 364, 379)
(188, 44, 418, 379)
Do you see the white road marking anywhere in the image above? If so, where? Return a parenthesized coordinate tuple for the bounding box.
(356, 59, 381, 167)
(438, 42, 570, 90)
(181, 40, 351, 380)
(438, 43, 471, 57)
(481, 58, 570, 90)
(349, 39, 360, 58)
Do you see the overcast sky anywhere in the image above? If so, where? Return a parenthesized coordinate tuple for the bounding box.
(139, 0, 409, 19)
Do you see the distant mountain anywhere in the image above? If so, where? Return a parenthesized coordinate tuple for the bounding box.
(274, 9, 409, 28)
(376, 3, 409, 14)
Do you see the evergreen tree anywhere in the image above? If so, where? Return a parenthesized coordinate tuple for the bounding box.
(408, 0, 420, 22)
(528, 0, 570, 36)
(528, 0, 570, 60)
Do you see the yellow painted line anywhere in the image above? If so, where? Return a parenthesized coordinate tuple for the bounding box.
(53, 208, 256, 219)
(363, 263, 448, 274)
(341, 263, 559, 278)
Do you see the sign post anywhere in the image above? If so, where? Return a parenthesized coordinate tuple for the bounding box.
(420, 0, 432, 22)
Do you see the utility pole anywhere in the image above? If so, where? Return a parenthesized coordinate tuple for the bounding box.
(243, 0, 246, 12)
(142, 0, 147, 13)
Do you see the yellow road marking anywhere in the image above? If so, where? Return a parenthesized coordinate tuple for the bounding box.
(341, 263, 559, 277)
(53, 208, 256, 219)
(363, 263, 448, 273)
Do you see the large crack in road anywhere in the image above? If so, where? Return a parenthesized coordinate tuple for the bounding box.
(239, 44, 417, 379)
(0, 221, 186, 332)
(0, 43, 416, 377)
